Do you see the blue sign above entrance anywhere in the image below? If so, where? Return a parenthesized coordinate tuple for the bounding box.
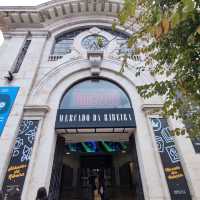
(0, 87, 19, 136)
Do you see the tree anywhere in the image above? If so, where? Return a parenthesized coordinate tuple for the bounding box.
(116, 0, 200, 137)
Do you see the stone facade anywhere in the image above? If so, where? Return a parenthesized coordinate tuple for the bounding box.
(0, 0, 200, 200)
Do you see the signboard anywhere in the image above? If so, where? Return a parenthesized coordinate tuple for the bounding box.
(60, 79, 131, 109)
(55, 108, 136, 129)
(191, 138, 200, 153)
(0, 87, 19, 136)
(66, 141, 128, 153)
(151, 118, 191, 200)
(73, 90, 120, 108)
(2, 120, 39, 199)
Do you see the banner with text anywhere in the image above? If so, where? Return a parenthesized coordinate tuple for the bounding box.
(191, 138, 200, 153)
(2, 120, 39, 199)
(0, 87, 19, 136)
(151, 118, 191, 200)
(55, 108, 136, 129)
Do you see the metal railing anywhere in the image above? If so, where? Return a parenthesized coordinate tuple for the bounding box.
(48, 55, 63, 61)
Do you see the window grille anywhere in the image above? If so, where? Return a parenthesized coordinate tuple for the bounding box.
(51, 28, 89, 56)
(51, 27, 131, 58)
(13, 39, 31, 73)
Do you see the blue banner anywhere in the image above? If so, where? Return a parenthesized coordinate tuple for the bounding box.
(0, 87, 19, 136)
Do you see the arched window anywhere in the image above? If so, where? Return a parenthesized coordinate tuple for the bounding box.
(60, 79, 131, 109)
(51, 27, 131, 56)
(52, 28, 89, 55)
(56, 79, 135, 130)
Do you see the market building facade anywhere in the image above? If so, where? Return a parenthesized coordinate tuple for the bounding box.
(0, 0, 200, 199)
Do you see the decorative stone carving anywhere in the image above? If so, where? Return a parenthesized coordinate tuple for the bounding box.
(87, 51, 103, 76)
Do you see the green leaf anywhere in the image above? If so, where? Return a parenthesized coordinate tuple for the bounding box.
(112, 20, 116, 32)
(127, 36, 134, 48)
(117, 0, 200, 138)
(171, 10, 181, 28)
(182, 0, 195, 13)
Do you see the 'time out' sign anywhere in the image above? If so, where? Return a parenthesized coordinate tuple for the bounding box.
(74, 91, 120, 107)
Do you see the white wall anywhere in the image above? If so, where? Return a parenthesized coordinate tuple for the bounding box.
(0, 32, 48, 190)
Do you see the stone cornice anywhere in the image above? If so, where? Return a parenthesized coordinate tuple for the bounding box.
(23, 105, 50, 118)
(141, 104, 163, 116)
(3, 30, 50, 38)
(0, 0, 123, 30)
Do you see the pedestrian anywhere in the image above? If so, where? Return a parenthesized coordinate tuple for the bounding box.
(92, 175, 106, 200)
(0, 190, 3, 200)
(93, 176, 101, 200)
(7, 187, 21, 200)
(36, 187, 48, 200)
(99, 174, 106, 200)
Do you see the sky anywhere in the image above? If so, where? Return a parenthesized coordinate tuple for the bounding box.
(0, 0, 49, 6)
(0, 1, 50, 46)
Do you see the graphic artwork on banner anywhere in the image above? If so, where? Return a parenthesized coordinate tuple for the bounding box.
(151, 118, 191, 200)
(0, 87, 19, 136)
(2, 120, 39, 200)
(191, 138, 200, 153)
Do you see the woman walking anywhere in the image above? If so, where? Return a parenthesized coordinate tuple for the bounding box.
(93, 176, 104, 200)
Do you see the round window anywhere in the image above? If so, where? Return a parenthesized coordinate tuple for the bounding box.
(81, 35, 109, 50)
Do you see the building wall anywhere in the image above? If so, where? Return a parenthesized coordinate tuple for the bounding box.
(0, 31, 48, 189)
(0, 4, 200, 200)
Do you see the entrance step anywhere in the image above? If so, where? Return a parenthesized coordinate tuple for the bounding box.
(60, 187, 135, 200)
(60, 188, 82, 200)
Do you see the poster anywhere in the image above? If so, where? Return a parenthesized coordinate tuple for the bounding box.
(151, 118, 191, 200)
(191, 138, 200, 153)
(0, 87, 19, 136)
(2, 120, 39, 199)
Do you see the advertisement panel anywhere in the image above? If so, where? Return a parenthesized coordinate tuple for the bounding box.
(151, 118, 191, 200)
(2, 120, 39, 199)
(191, 138, 200, 153)
(0, 87, 19, 136)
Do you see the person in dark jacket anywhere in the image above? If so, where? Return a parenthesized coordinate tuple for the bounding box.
(36, 187, 48, 200)
(7, 187, 21, 200)
(0, 190, 3, 200)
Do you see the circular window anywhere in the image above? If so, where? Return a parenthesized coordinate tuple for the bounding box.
(81, 35, 109, 50)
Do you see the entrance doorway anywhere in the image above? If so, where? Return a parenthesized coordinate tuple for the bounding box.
(48, 135, 144, 200)
(49, 78, 144, 199)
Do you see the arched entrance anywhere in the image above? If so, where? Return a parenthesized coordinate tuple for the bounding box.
(48, 78, 144, 200)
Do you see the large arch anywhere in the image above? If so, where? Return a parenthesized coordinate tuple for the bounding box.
(26, 62, 165, 200)
(28, 58, 156, 106)
(40, 17, 137, 64)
